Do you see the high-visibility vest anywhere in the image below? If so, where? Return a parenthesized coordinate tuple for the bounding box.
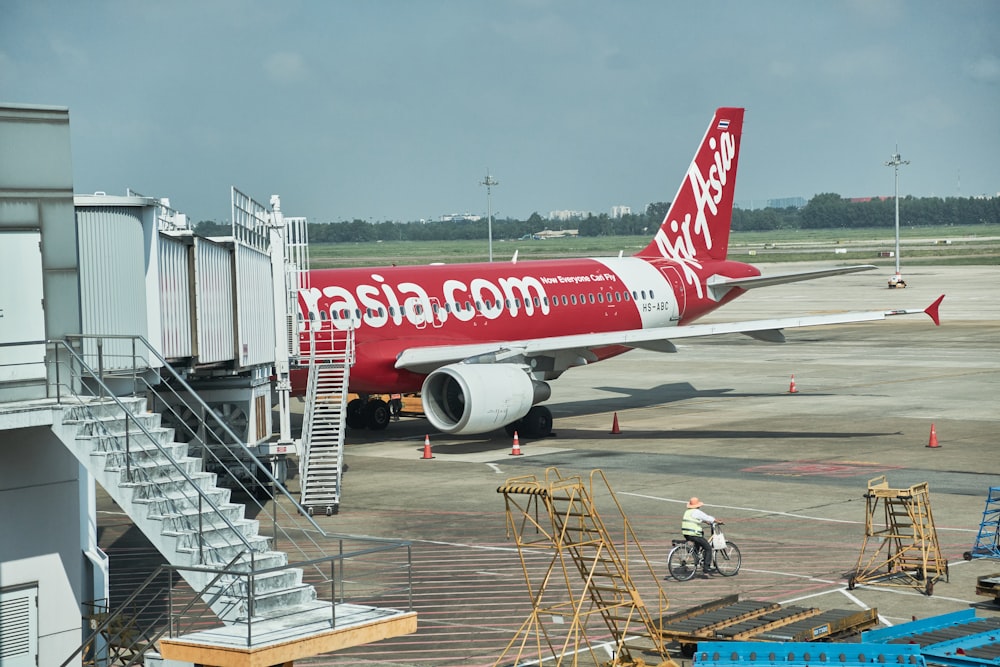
(682, 508, 704, 536)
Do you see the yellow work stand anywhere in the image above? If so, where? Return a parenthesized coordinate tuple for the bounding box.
(848, 475, 948, 596)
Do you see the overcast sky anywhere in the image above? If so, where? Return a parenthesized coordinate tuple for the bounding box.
(3, 1, 998, 224)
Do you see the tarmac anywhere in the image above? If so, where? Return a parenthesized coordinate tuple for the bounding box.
(103, 263, 1000, 666)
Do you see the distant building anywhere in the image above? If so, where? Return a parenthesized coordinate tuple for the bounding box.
(549, 209, 592, 221)
(734, 197, 806, 210)
(439, 213, 482, 222)
(610, 205, 631, 218)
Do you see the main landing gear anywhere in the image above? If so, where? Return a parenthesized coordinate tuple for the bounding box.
(504, 405, 554, 439)
(346, 397, 391, 431)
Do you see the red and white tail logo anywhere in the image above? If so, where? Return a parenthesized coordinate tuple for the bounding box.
(637, 107, 744, 263)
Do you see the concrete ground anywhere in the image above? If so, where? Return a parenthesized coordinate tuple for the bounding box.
(101, 264, 1000, 666)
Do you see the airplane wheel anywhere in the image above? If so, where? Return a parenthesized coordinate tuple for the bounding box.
(520, 406, 553, 438)
(504, 421, 521, 438)
(963, 551, 973, 561)
(364, 399, 391, 431)
(346, 399, 366, 429)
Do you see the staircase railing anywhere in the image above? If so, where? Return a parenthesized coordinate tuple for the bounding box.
(42, 335, 413, 663)
(65, 538, 414, 667)
(299, 322, 354, 510)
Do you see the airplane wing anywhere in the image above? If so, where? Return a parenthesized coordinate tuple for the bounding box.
(706, 264, 877, 300)
(394, 295, 945, 374)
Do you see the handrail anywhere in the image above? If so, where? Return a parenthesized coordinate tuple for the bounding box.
(51, 338, 261, 563)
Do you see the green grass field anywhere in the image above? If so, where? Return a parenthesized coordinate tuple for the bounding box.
(307, 224, 1000, 268)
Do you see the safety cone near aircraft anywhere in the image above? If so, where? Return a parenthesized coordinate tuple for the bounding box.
(610, 412, 621, 434)
(927, 423, 940, 449)
(421, 435, 434, 459)
(788, 375, 799, 394)
(293, 108, 944, 440)
(509, 432, 522, 456)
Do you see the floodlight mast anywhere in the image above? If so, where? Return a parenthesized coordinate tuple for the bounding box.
(885, 147, 909, 278)
(481, 170, 499, 262)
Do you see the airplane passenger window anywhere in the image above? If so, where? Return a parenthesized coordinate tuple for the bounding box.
(597, 293, 604, 303)
(649, 290, 655, 299)
(465, 301, 472, 311)
(641, 290, 647, 300)
(615, 292, 621, 302)
(367, 308, 374, 318)
(355, 309, 362, 320)
(320, 311, 328, 320)
(570, 295, 577, 305)
(632, 290, 638, 300)
(533, 296, 540, 307)
(543, 296, 549, 306)
(590, 293, 596, 303)
(432, 303, 440, 314)
(515, 299, 522, 308)
(476, 300, 483, 311)
(562, 295, 568, 305)
(445, 303, 452, 313)
(624, 292, 630, 301)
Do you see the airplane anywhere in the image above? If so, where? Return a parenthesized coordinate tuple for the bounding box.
(296, 107, 943, 438)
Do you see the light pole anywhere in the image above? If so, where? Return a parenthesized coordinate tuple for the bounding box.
(481, 170, 499, 262)
(885, 146, 909, 281)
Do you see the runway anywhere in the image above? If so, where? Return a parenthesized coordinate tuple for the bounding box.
(99, 264, 999, 666)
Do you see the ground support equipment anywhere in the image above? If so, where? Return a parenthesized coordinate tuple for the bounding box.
(862, 609, 1000, 665)
(496, 467, 677, 667)
(692, 641, 925, 666)
(655, 595, 878, 658)
(964, 486, 1000, 561)
(849, 475, 948, 595)
(975, 572, 1000, 604)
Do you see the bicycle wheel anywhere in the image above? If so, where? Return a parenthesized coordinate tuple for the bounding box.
(713, 541, 741, 576)
(667, 544, 698, 581)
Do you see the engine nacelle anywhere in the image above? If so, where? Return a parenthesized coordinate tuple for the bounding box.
(421, 363, 551, 435)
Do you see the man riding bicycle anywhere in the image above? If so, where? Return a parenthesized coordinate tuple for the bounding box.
(682, 497, 717, 578)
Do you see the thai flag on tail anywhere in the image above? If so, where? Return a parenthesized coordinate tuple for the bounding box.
(717, 119, 730, 130)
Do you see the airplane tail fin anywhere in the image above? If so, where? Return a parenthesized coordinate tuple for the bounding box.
(636, 107, 745, 262)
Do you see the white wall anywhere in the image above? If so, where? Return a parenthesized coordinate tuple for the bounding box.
(0, 425, 88, 667)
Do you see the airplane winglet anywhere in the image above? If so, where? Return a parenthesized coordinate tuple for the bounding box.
(925, 294, 945, 326)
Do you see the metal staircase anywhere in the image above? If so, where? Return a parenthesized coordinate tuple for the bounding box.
(47, 335, 415, 666)
(496, 468, 676, 667)
(53, 396, 321, 623)
(849, 475, 949, 596)
(299, 323, 354, 516)
(964, 486, 1000, 560)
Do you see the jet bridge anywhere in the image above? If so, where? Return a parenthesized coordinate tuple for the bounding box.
(73, 188, 308, 488)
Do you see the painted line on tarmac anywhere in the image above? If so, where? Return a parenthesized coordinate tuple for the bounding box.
(621, 492, 976, 532)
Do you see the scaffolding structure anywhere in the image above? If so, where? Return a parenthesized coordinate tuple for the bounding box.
(496, 468, 677, 667)
(963, 486, 1000, 560)
(849, 476, 948, 596)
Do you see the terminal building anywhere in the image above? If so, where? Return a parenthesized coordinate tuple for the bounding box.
(0, 103, 415, 666)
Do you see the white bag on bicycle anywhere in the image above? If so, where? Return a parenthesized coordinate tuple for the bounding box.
(712, 531, 727, 549)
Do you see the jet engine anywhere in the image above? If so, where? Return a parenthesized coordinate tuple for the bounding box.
(421, 363, 551, 435)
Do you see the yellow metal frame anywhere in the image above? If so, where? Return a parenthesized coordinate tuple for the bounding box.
(495, 467, 677, 667)
(850, 475, 948, 595)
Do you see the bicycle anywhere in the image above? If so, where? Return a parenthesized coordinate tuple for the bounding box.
(667, 522, 741, 581)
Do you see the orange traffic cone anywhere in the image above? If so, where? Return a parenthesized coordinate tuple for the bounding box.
(421, 435, 434, 459)
(926, 423, 940, 448)
(509, 431, 522, 456)
(610, 412, 621, 434)
(788, 375, 799, 394)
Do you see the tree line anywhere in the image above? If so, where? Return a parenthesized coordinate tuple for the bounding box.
(195, 194, 999, 241)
